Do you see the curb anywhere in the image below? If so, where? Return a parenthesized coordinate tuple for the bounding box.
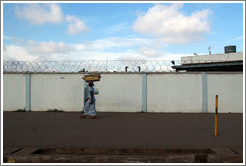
(3, 147, 243, 163)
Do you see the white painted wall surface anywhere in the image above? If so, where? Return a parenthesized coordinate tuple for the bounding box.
(147, 74, 203, 112)
(3, 74, 26, 111)
(3, 73, 243, 113)
(95, 74, 142, 112)
(207, 73, 243, 113)
(31, 74, 84, 111)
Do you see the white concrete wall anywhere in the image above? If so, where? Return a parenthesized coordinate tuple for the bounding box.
(95, 74, 142, 112)
(31, 74, 84, 111)
(207, 73, 243, 113)
(3, 74, 26, 111)
(147, 73, 203, 112)
(3, 72, 243, 113)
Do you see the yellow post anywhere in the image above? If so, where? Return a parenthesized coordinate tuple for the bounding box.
(215, 95, 218, 136)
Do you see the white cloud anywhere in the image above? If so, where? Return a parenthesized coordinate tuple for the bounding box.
(68, 37, 150, 60)
(66, 15, 88, 35)
(233, 36, 243, 41)
(4, 37, 149, 61)
(107, 22, 130, 34)
(3, 36, 189, 62)
(14, 4, 89, 35)
(3, 39, 74, 61)
(4, 45, 38, 61)
(133, 4, 212, 44)
(157, 52, 191, 60)
(15, 4, 63, 25)
(68, 50, 141, 61)
(3, 36, 11, 40)
(72, 37, 152, 51)
(139, 47, 160, 57)
(31, 41, 74, 54)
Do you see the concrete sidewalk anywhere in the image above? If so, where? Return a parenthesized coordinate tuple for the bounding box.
(3, 112, 243, 163)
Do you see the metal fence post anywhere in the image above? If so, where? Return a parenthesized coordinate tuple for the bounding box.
(125, 66, 128, 72)
(138, 66, 141, 72)
(215, 95, 218, 136)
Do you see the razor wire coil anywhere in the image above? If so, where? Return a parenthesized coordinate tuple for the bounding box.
(3, 60, 184, 73)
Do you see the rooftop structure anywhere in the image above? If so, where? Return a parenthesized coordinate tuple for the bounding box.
(172, 46, 243, 72)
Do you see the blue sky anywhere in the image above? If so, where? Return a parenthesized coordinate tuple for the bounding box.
(2, 2, 244, 61)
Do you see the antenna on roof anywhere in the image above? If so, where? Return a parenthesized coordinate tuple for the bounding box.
(209, 46, 212, 55)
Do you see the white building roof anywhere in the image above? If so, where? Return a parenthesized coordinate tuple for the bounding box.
(181, 52, 243, 65)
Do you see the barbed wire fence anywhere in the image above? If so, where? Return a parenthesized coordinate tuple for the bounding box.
(3, 60, 182, 73)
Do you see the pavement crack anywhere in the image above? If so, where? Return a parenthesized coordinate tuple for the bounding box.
(10, 148, 22, 154)
(230, 148, 239, 155)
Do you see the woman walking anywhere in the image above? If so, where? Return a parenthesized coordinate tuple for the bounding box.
(81, 82, 97, 119)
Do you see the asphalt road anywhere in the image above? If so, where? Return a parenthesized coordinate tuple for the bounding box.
(3, 112, 243, 149)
